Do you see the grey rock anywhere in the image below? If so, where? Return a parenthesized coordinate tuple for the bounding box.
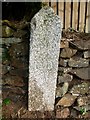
(60, 48, 77, 58)
(2, 59, 10, 65)
(70, 39, 90, 50)
(73, 105, 90, 112)
(13, 29, 27, 38)
(56, 82, 69, 97)
(0, 38, 22, 45)
(29, 6, 62, 111)
(0, 85, 2, 94)
(60, 38, 69, 48)
(56, 93, 77, 107)
(82, 111, 90, 118)
(58, 74, 73, 84)
(0, 44, 2, 48)
(58, 67, 72, 74)
(2, 64, 12, 75)
(71, 109, 77, 118)
(56, 86, 62, 98)
(7, 94, 23, 103)
(0, 24, 2, 38)
(0, 48, 2, 57)
(2, 86, 25, 95)
(56, 108, 70, 118)
(62, 82, 69, 96)
(72, 68, 90, 80)
(68, 58, 89, 68)
(2, 25, 14, 37)
(0, 64, 1, 80)
(84, 50, 90, 58)
(70, 82, 90, 96)
(11, 57, 28, 69)
(10, 68, 28, 78)
(9, 42, 28, 58)
(77, 95, 90, 106)
(2, 74, 25, 87)
(59, 58, 68, 67)
(12, 20, 29, 30)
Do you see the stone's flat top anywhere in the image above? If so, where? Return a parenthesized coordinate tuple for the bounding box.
(29, 6, 62, 111)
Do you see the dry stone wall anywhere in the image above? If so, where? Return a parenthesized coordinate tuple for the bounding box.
(0, 19, 90, 118)
(0, 20, 30, 118)
(56, 31, 90, 118)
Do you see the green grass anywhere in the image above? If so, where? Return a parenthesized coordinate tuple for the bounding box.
(80, 107, 87, 115)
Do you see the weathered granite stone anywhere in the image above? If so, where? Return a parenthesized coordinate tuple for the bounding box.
(68, 58, 89, 68)
(29, 6, 62, 111)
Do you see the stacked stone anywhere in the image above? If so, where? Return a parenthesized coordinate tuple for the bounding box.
(55, 31, 90, 118)
(0, 20, 2, 120)
(1, 20, 30, 117)
(1, 19, 90, 118)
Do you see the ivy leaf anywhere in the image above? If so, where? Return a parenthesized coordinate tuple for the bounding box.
(3, 98, 11, 105)
(80, 108, 86, 115)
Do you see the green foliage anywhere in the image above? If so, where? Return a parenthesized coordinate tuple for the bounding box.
(3, 98, 11, 105)
(80, 107, 87, 115)
(2, 47, 10, 61)
(41, 2, 48, 7)
(67, 27, 77, 32)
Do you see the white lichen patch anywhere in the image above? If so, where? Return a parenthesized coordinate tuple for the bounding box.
(29, 6, 62, 111)
(70, 82, 89, 96)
